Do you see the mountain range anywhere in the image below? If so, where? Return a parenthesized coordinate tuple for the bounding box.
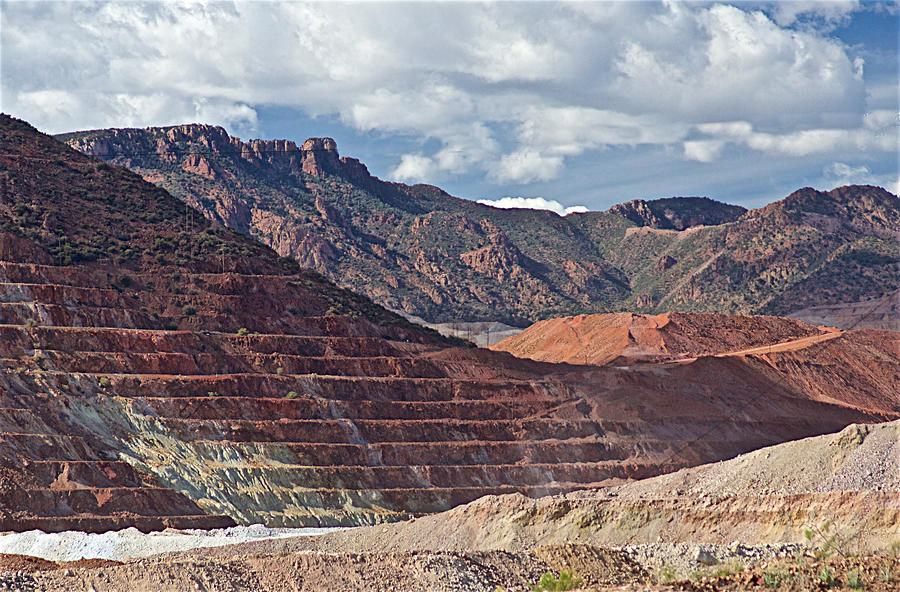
(58, 125, 899, 328)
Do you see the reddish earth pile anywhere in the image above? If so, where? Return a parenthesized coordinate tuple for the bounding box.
(489, 312, 839, 365)
(0, 115, 897, 532)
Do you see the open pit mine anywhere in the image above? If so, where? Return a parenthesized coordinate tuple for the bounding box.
(0, 114, 898, 591)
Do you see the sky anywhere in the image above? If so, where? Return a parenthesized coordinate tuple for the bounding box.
(2, 1, 898, 213)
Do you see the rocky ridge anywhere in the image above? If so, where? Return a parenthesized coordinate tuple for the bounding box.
(59, 125, 900, 327)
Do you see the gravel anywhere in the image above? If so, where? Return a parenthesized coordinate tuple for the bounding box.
(0, 525, 349, 562)
(620, 542, 804, 578)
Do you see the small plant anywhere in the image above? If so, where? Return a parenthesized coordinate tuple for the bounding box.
(24, 319, 37, 328)
(181, 305, 197, 316)
(818, 566, 835, 588)
(657, 565, 677, 585)
(116, 273, 132, 287)
(236, 327, 249, 336)
(98, 377, 111, 388)
(847, 568, 862, 589)
(275, 367, 284, 375)
(285, 391, 299, 400)
(762, 571, 781, 589)
(807, 518, 866, 563)
(530, 570, 581, 592)
(32, 352, 45, 369)
(207, 391, 218, 397)
(711, 563, 744, 578)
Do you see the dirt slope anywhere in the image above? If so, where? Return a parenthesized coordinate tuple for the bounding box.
(215, 420, 900, 557)
(788, 289, 899, 332)
(489, 312, 830, 365)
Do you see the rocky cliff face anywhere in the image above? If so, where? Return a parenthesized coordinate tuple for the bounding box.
(59, 125, 899, 327)
(609, 197, 746, 230)
(3, 115, 896, 531)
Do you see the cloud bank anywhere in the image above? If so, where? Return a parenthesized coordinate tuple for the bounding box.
(1, 1, 896, 194)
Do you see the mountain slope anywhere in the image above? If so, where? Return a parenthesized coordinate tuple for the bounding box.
(60, 125, 897, 327)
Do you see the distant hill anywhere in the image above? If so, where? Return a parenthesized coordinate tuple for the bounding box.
(59, 125, 899, 326)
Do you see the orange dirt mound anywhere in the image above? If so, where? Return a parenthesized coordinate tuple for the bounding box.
(490, 312, 832, 366)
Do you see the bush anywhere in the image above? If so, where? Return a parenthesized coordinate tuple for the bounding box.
(181, 305, 197, 316)
(24, 319, 38, 328)
(275, 367, 284, 375)
(98, 377, 111, 388)
(530, 570, 582, 592)
(658, 566, 677, 585)
(285, 391, 299, 400)
(117, 273, 132, 287)
(236, 327, 249, 336)
(207, 391, 218, 397)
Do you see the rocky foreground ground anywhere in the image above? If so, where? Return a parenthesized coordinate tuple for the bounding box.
(1, 537, 897, 591)
(1, 421, 897, 591)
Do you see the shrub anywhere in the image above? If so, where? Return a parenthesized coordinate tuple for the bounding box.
(530, 570, 582, 592)
(285, 391, 299, 400)
(711, 563, 744, 578)
(275, 367, 284, 375)
(207, 391, 218, 397)
(24, 319, 38, 328)
(847, 568, 862, 589)
(98, 377, 111, 388)
(117, 273, 132, 287)
(236, 327, 249, 336)
(181, 305, 197, 316)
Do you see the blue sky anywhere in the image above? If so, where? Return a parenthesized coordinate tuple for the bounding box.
(2, 1, 897, 212)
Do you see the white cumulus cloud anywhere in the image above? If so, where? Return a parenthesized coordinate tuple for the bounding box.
(477, 197, 588, 217)
(1, 0, 892, 193)
(392, 154, 440, 183)
(822, 162, 900, 194)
